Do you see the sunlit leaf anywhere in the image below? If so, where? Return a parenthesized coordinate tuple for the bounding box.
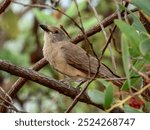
(104, 83, 113, 109)
(115, 20, 141, 56)
(131, 13, 147, 33)
(87, 90, 104, 105)
(121, 60, 144, 90)
(140, 38, 150, 55)
(121, 34, 130, 87)
(131, 0, 150, 16)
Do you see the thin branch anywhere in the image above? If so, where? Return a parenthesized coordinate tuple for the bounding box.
(100, 25, 117, 60)
(60, 25, 71, 39)
(0, 87, 12, 102)
(0, 0, 12, 14)
(106, 82, 150, 112)
(131, 66, 150, 81)
(65, 79, 93, 113)
(65, 0, 101, 113)
(113, 0, 122, 20)
(87, 0, 117, 71)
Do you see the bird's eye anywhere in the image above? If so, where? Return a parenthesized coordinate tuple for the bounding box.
(54, 30, 59, 33)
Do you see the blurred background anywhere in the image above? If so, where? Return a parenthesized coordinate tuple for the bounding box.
(0, 0, 123, 112)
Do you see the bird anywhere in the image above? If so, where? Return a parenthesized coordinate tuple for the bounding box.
(40, 24, 123, 86)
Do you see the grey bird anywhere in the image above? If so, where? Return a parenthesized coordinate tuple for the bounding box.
(40, 24, 123, 86)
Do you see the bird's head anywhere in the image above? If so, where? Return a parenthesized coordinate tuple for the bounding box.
(40, 24, 68, 43)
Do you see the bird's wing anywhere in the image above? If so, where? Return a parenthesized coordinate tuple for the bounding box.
(60, 42, 118, 78)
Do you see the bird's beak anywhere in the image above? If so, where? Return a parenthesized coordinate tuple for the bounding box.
(40, 24, 50, 32)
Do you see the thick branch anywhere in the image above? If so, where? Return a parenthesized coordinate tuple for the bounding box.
(0, 0, 11, 14)
(0, 60, 104, 109)
(9, 58, 48, 98)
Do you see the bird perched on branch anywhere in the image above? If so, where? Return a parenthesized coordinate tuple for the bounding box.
(40, 24, 123, 86)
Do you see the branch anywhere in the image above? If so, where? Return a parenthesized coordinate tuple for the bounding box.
(8, 58, 48, 98)
(0, 60, 104, 110)
(0, 0, 12, 14)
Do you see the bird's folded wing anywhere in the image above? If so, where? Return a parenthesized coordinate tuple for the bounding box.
(61, 42, 118, 78)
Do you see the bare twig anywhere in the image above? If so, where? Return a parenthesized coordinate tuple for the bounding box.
(107, 82, 150, 112)
(60, 25, 71, 39)
(113, 0, 122, 20)
(88, 0, 118, 74)
(100, 25, 117, 60)
(0, 87, 12, 102)
(65, 0, 102, 113)
(65, 79, 93, 113)
(0, 96, 19, 112)
(131, 66, 150, 81)
(0, 0, 12, 14)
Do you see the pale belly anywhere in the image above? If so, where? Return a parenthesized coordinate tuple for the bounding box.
(43, 46, 87, 80)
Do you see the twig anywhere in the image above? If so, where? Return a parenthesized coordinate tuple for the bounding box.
(64, 0, 92, 112)
(113, 0, 122, 20)
(60, 25, 71, 39)
(0, 96, 19, 112)
(100, 25, 117, 60)
(0, 0, 12, 14)
(0, 87, 12, 102)
(131, 66, 150, 81)
(65, 0, 101, 113)
(106, 82, 150, 112)
(65, 79, 93, 113)
(88, 0, 118, 74)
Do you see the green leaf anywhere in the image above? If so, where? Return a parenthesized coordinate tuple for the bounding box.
(145, 102, 150, 112)
(140, 32, 149, 40)
(143, 53, 150, 62)
(131, 0, 150, 16)
(124, 105, 143, 113)
(98, 79, 113, 88)
(104, 84, 114, 109)
(0, 10, 19, 38)
(121, 34, 131, 87)
(121, 60, 144, 90)
(131, 13, 147, 33)
(139, 38, 150, 55)
(115, 20, 141, 56)
(120, 5, 146, 32)
(87, 90, 104, 105)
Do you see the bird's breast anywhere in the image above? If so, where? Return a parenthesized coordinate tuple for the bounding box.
(43, 44, 87, 79)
